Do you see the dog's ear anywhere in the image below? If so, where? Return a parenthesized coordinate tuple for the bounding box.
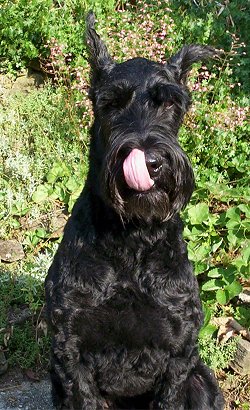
(166, 45, 220, 84)
(86, 11, 114, 81)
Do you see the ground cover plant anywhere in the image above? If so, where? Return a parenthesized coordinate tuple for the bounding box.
(0, 0, 249, 407)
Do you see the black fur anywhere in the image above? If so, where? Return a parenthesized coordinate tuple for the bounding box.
(45, 12, 224, 409)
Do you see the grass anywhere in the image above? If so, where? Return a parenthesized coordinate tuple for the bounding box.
(0, 0, 249, 407)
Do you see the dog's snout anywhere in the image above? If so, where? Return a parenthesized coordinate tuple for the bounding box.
(145, 154, 163, 178)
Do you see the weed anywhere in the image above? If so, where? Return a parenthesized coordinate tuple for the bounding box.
(199, 335, 238, 371)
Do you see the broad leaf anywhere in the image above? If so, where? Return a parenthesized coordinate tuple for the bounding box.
(216, 289, 229, 305)
(202, 279, 224, 292)
(188, 203, 209, 225)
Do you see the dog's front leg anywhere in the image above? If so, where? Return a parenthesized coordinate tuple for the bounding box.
(152, 358, 224, 410)
(152, 356, 192, 410)
(50, 335, 107, 410)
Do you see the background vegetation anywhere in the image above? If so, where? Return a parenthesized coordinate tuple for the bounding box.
(0, 0, 249, 407)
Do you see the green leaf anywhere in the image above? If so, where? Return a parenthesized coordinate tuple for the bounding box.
(35, 228, 47, 239)
(65, 176, 79, 192)
(46, 162, 69, 183)
(202, 304, 212, 327)
(226, 281, 242, 300)
(32, 184, 50, 203)
(11, 202, 30, 216)
(10, 219, 21, 229)
(207, 268, 222, 278)
(68, 187, 82, 212)
(226, 207, 241, 222)
(221, 267, 235, 284)
(199, 323, 217, 338)
(194, 262, 207, 275)
(53, 184, 67, 202)
(202, 279, 224, 291)
(212, 239, 223, 253)
(227, 230, 238, 247)
(232, 245, 250, 270)
(191, 225, 205, 235)
(188, 203, 210, 225)
(183, 226, 192, 238)
(216, 289, 229, 305)
(226, 219, 241, 229)
(191, 244, 210, 262)
(238, 204, 250, 218)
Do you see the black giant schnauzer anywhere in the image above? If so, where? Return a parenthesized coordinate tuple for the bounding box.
(45, 12, 224, 410)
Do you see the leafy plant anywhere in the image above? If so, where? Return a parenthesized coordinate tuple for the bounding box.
(0, 0, 115, 73)
(199, 335, 238, 371)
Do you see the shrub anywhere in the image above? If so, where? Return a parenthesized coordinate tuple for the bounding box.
(0, 0, 115, 72)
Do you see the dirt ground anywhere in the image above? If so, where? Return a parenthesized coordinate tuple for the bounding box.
(0, 368, 53, 410)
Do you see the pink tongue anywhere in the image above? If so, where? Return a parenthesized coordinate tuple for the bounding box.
(123, 149, 154, 191)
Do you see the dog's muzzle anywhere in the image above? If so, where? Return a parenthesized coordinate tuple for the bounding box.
(123, 148, 163, 192)
(123, 149, 154, 191)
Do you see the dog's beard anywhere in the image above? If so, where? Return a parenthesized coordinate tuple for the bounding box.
(104, 166, 193, 223)
(101, 132, 194, 222)
(122, 189, 172, 222)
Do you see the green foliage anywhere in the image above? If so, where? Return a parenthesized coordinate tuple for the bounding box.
(199, 335, 238, 370)
(169, 0, 250, 93)
(0, 261, 53, 368)
(0, 85, 89, 239)
(7, 322, 50, 369)
(32, 160, 85, 212)
(183, 199, 249, 301)
(0, 0, 115, 72)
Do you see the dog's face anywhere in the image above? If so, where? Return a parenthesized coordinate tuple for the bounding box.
(86, 12, 217, 222)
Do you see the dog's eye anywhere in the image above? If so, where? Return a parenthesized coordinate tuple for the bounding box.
(107, 98, 122, 109)
(163, 100, 174, 110)
(99, 84, 134, 112)
(100, 91, 133, 111)
(149, 84, 183, 110)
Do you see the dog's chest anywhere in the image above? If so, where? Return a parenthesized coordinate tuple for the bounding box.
(74, 235, 195, 351)
(102, 286, 164, 344)
(78, 271, 186, 352)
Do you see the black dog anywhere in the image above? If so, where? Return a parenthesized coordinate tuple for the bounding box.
(45, 12, 224, 410)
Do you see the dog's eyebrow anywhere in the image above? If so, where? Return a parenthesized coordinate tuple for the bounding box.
(148, 82, 184, 101)
(109, 80, 136, 94)
(98, 81, 136, 105)
(97, 81, 136, 109)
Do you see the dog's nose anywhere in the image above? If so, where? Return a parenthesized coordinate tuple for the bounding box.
(145, 154, 163, 178)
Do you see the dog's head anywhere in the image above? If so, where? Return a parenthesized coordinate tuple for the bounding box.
(86, 12, 219, 222)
